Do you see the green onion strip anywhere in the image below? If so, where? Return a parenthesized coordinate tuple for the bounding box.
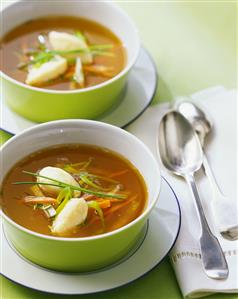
(13, 171, 127, 200)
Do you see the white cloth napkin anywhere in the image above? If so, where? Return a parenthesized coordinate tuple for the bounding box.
(127, 86, 238, 298)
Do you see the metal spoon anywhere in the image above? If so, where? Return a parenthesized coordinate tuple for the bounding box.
(158, 111, 228, 280)
(177, 101, 238, 241)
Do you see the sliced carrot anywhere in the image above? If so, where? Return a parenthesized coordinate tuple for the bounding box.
(96, 197, 121, 203)
(109, 199, 120, 203)
(109, 169, 129, 178)
(104, 195, 138, 216)
(82, 194, 96, 201)
(31, 185, 44, 197)
(98, 199, 111, 209)
(63, 66, 75, 79)
(80, 195, 138, 231)
(83, 196, 137, 228)
(83, 65, 114, 77)
(23, 196, 57, 205)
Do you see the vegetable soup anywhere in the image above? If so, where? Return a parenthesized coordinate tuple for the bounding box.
(1, 145, 147, 238)
(0, 16, 126, 90)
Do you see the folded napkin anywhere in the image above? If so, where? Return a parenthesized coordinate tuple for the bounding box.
(127, 86, 238, 298)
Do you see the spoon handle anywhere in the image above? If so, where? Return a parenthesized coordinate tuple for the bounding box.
(185, 174, 229, 280)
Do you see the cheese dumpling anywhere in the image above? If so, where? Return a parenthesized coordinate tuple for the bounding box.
(26, 56, 67, 86)
(51, 198, 88, 235)
(49, 31, 93, 64)
(37, 166, 80, 197)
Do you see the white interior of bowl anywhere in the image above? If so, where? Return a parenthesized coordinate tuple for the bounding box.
(0, 120, 161, 217)
(1, 0, 139, 69)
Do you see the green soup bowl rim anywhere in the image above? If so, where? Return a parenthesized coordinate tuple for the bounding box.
(0, 119, 161, 243)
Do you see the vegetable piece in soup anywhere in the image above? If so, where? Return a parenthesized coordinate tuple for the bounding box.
(1, 145, 147, 238)
(0, 16, 126, 90)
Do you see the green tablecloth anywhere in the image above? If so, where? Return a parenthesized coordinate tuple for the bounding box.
(1, 1, 237, 298)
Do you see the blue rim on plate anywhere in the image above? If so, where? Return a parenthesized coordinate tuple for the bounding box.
(0, 47, 158, 135)
(1, 177, 181, 295)
(122, 47, 158, 128)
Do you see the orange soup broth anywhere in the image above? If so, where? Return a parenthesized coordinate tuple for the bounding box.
(0, 16, 126, 90)
(1, 145, 147, 238)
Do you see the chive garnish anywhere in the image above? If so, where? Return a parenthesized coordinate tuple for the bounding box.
(13, 171, 127, 200)
(17, 44, 114, 69)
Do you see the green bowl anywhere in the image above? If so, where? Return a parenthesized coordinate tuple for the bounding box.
(1, 1, 140, 122)
(2, 75, 127, 122)
(0, 120, 161, 272)
(3, 212, 146, 272)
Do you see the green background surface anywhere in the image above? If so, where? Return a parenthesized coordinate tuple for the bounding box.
(0, 1, 237, 298)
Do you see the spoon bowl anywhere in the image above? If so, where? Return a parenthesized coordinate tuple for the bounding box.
(176, 101, 212, 146)
(159, 111, 203, 175)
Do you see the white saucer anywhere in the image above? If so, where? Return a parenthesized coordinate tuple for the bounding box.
(1, 177, 180, 295)
(0, 47, 158, 135)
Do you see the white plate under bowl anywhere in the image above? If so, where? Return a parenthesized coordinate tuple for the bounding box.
(1, 177, 180, 295)
(0, 47, 157, 135)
